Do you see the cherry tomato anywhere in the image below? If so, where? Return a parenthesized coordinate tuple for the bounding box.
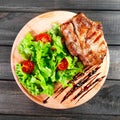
(22, 60, 34, 74)
(35, 33, 51, 43)
(57, 58, 68, 70)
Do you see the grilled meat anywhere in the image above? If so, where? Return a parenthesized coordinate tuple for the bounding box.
(61, 21, 82, 56)
(61, 13, 107, 66)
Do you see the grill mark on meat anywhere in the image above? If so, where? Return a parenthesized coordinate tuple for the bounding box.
(86, 31, 102, 45)
(71, 20, 86, 53)
(94, 33, 102, 43)
(71, 21, 80, 42)
(99, 40, 105, 47)
(96, 22, 103, 30)
(86, 31, 96, 40)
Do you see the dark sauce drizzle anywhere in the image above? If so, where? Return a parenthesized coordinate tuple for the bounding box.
(43, 97, 49, 104)
(54, 87, 67, 98)
(74, 76, 105, 104)
(42, 65, 104, 104)
(61, 73, 100, 103)
(72, 75, 103, 101)
(54, 66, 95, 99)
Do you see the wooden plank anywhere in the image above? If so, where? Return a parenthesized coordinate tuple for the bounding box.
(0, 45, 14, 80)
(0, 45, 119, 80)
(0, 80, 120, 115)
(0, 114, 120, 120)
(107, 46, 120, 80)
(0, 0, 120, 11)
(0, 63, 14, 80)
(0, 12, 38, 46)
(0, 11, 120, 46)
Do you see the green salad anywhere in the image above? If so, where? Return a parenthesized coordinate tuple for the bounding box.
(16, 23, 84, 96)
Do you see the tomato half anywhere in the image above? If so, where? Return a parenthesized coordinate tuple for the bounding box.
(35, 33, 51, 43)
(22, 60, 34, 74)
(57, 58, 68, 71)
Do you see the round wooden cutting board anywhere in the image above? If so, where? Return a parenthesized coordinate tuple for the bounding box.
(11, 11, 110, 109)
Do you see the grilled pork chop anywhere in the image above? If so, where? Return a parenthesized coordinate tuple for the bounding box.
(61, 13, 107, 66)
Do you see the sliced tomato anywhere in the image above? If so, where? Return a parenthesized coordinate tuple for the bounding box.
(35, 33, 51, 43)
(57, 58, 68, 71)
(22, 60, 34, 74)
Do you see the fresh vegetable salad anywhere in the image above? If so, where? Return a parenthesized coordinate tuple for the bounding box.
(16, 24, 84, 96)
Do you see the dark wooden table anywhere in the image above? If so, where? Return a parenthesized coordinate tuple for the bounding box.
(0, 0, 120, 119)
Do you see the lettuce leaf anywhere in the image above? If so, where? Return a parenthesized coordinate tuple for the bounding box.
(18, 33, 35, 60)
(16, 24, 84, 96)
